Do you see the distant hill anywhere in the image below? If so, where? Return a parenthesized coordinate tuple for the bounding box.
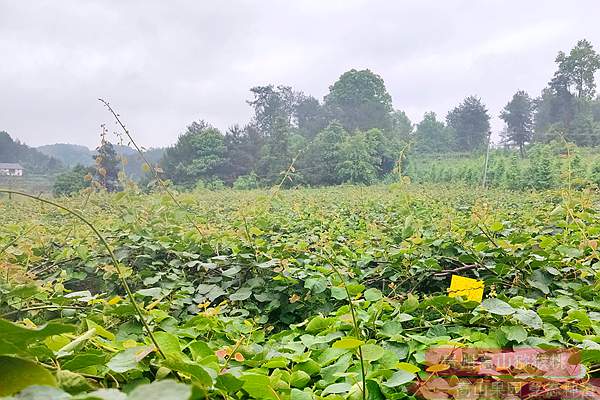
(37, 143, 93, 167)
(37, 141, 165, 181)
(0, 131, 64, 174)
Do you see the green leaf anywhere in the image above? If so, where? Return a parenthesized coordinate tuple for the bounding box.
(322, 382, 352, 395)
(127, 380, 191, 400)
(556, 245, 583, 258)
(364, 288, 383, 301)
(290, 370, 311, 388)
(230, 287, 252, 301)
(136, 287, 162, 298)
(7, 386, 69, 400)
(330, 286, 347, 300)
(0, 319, 76, 355)
(188, 341, 212, 360)
(107, 346, 154, 373)
(514, 309, 543, 330)
(501, 325, 528, 343)
(366, 380, 385, 400)
(216, 373, 244, 393)
(154, 332, 181, 356)
(0, 356, 57, 396)
(383, 370, 416, 387)
(240, 374, 278, 400)
(360, 344, 384, 361)
(305, 316, 334, 334)
(290, 388, 313, 400)
(332, 337, 364, 349)
(293, 359, 321, 376)
(480, 298, 515, 316)
(304, 278, 327, 294)
(75, 388, 126, 400)
(162, 357, 213, 386)
(56, 370, 93, 394)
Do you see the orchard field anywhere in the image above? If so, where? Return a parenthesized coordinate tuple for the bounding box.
(2, 184, 600, 399)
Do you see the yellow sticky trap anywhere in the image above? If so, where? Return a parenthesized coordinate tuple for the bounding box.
(448, 275, 484, 303)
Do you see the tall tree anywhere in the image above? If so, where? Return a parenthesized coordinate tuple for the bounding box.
(219, 124, 263, 184)
(324, 69, 393, 132)
(336, 132, 378, 184)
(391, 110, 413, 141)
(294, 94, 327, 140)
(552, 39, 600, 101)
(94, 139, 121, 192)
(446, 96, 490, 152)
(302, 122, 349, 186)
(160, 121, 226, 187)
(500, 90, 534, 157)
(413, 112, 452, 153)
(536, 39, 600, 140)
(247, 85, 297, 137)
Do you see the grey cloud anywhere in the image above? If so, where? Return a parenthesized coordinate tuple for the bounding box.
(1, 0, 600, 147)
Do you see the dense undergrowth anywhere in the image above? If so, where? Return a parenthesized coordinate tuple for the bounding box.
(2, 184, 600, 399)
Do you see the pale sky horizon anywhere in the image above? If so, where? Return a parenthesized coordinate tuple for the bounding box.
(2, 0, 600, 148)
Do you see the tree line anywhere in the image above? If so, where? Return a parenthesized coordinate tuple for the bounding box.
(52, 38, 600, 193)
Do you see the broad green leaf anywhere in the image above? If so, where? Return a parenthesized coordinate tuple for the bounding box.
(332, 337, 364, 349)
(305, 316, 334, 334)
(290, 388, 313, 400)
(304, 278, 327, 294)
(0, 319, 75, 355)
(154, 332, 181, 356)
(240, 374, 278, 400)
(6, 386, 69, 400)
(216, 373, 244, 393)
(480, 298, 515, 316)
(107, 346, 154, 373)
(556, 245, 583, 258)
(364, 288, 383, 301)
(162, 357, 213, 386)
(366, 379, 385, 400)
(127, 380, 191, 400)
(514, 309, 543, 330)
(501, 325, 527, 343)
(383, 370, 416, 387)
(0, 356, 57, 396)
(322, 382, 352, 395)
(360, 344, 384, 361)
(230, 287, 252, 301)
(74, 388, 126, 400)
(290, 370, 311, 388)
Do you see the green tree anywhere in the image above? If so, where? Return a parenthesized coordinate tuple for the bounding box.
(413, 112, 452, 153)
(324, 69, 393, 132)
(302, 122, 349, 185)
(94, 139, 121, 192)
(52, 164, 92, 196)
(536, 39, 600, 142)
(500, 90, 534, 157)
(526, 144, 558, 189)
(160, 121, 226, 187)
(336, 132, 378, 184)
(247, 85, 296, 137)
(391, 110, 413, 141)
(446, 96, 491, 152)
(552, 39, 600, 101)
(294, 94, 327, 139)
(220, 124, 263, 184)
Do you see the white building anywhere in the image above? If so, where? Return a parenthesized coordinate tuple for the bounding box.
(0, 163, 24, 176)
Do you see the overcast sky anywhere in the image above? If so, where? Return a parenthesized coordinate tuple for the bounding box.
(2, 0, 600, 148)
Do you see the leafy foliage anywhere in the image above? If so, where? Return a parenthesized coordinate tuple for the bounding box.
(2, 183, 600, 398)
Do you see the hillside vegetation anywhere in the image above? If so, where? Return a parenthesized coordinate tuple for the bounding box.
(2, 184, 600, 399)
